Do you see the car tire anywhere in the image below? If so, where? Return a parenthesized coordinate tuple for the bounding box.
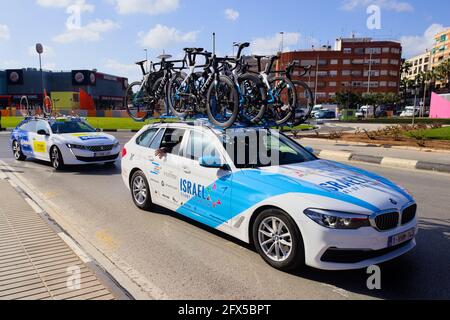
(252, 209, 305, 271)
(12, 140, 27, 161)
(50, 146, 64, 171)
(130, 171, 153, 210)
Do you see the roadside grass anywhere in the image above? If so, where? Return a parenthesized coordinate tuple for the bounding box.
(405, 126, 450, 140)
(2, 116, 314, 131)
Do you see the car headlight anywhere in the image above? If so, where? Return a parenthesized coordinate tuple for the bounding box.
(113, 141, 120, 149)
(66, 144, 87, 150)
(304, 208, 371, 230)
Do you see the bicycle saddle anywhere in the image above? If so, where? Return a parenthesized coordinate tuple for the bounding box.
(233, 42, 250, 48)
(135, 60, 147, 66)
(157, 54, 172, 60)
(183, 48, 204, 53)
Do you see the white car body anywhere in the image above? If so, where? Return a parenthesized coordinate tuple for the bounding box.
(400, 107, 420, 117)
(121, 122, 418, 271)
(10, 117, 120, 166)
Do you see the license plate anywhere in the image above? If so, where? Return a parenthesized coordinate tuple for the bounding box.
(94, 152, 110, 157)
(388, 228, 415, 247)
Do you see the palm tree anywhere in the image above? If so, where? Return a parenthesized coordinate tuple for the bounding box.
(435, 59, 450, 89)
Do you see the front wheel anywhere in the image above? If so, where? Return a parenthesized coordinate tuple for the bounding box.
(268, 77, 297, 126)
(126, 81, 151, 121)
(253, 209, 305, 271)
(50, 146, 64, 171)
(12, 140, 27, 161)
(206, 75, 239, 128)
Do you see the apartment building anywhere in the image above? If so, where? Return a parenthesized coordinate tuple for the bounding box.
(279, 37, 402, 103)
(432, 28, 450, 67)
(404, 51, 432, 80)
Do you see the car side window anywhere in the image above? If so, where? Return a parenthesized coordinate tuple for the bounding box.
(185, 131, 219, 160)
(136, 128, 159, 148)
(26, 120, 37, 133)
(36, 121, 49, 134)
(149, 129, 165, 150)
(159, 129, 186, 156)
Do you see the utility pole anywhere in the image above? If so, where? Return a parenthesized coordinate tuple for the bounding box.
(280, 32, 284, 53)
(36, 43, 44, 108)
(314, 54, 319, 106)
(367, 49, 373, 94)
(144, 49, 148, 73)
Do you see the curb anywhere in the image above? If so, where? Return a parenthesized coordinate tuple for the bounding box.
(316, 149, 450, 174)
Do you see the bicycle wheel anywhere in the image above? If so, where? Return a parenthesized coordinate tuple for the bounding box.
(150, 77, 168, 117)
(291, 80, 314, 126)
(268, 77, 297, 126)
(126, 81, 151, 121)
(19, 96, 31, 117)
(43, 96, 53, 116)
(167, 72, 190, 118)
(206, 75, 239, 128)
(238, 73, 267, 125)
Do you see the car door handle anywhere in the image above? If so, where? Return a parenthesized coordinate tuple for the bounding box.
(182, 167, 191, 174)
(148, 156, 155, 161)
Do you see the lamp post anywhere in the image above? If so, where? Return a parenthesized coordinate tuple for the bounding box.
(36, 43, 44, 107)
(144, 49, 148, 73)
(279, 32, 285, 53)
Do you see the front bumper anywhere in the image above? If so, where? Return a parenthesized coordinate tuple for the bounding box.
(297, 215, 418, 271)
(62, 145, 121, 165)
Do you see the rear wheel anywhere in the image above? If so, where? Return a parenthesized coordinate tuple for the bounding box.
(126, 81, 151, 121)
(50, 146, 64, 171)
(253, 209, 305, 271)
(238, 73, 267, 124)
(206, 75, 239, 128)
(291, 81, 314, 126)
(130, 171, 153, 210)
(12, 140, 26, 161)
(268, 77, 297, 126)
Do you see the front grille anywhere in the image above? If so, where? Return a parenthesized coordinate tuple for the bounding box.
(402, 204, 417, 225)
(321, 240, 413, 263)
(374, 212, 399, 231)
(75, 154, 119, 163)
(86, 145, 115, 152)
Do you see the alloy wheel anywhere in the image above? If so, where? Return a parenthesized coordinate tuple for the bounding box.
(258, 217, 293, 262)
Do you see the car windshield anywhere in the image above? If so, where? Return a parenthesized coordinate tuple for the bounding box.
(50, 121, 96, 134)
(220, 129, 317, 169)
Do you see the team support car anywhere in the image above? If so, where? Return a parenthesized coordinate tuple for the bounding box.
(121, 122, 418, 271)
(11, 116, 120, 170)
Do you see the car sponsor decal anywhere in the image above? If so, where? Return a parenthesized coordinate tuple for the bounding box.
(33, 141, 46, 153)
(71, 133, 109, 141)
(150, 162, 162, 175)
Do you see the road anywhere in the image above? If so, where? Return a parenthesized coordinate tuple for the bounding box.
(1, 132, 449, 299)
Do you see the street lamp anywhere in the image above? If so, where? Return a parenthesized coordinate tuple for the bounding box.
(144, 49, 148, 73)
(279, 32, 284, 53)
(36, 43, 44, 108)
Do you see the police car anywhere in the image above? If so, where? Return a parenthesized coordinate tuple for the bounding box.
(121, 122, 418, 271)
(11, 116, 120, 170)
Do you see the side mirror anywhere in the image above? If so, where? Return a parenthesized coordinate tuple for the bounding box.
(37, 129, 49, 136)
(199, 156, 227, 169)
(305, 147, 314, 154)
(96, 128, 101, 132)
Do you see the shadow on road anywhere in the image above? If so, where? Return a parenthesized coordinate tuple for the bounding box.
(21, 158, 122, 176)
(146, 205, 450, 299)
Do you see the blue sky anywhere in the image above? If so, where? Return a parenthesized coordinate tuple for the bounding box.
(0, 0, 449, 81)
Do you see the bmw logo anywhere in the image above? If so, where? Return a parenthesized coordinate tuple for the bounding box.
(390, 198, 398, 205)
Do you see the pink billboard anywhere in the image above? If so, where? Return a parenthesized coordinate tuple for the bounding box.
(430, 92, 450, 119)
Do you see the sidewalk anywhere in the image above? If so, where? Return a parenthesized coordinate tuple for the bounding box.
(297, 137, 450, 174)
(0, 177, 116, 300)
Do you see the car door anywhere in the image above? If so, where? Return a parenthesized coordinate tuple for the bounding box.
(177, 129, 233, 226)
(32, 120, 51, 161)
(152, 128, 188, 209)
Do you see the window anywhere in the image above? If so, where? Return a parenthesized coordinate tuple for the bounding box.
(329, 81, 337, 87)
(390, 59, 399, 65)
(317, 71, 328, 77)
(343, 48, 352, 54)
(19, 120, 36, 132)
(318, 59, 328, 65)
(185, 131, 219, 160)
(36, 121, 49, 134)
(354, 48, 364, 54)
(50, 121, 95, 134)
(382, 47, 390, 53)
(380, 70, 388, 76)
(157, 129, 186, 156)
(382, 59, 389, 64)
(440, 34, 447, 42)
(342, 70, 351, 76)
(352, 59, 364, 64)
(379, 81, 387, 87)
(136, 128, 159, 148)
(389, 70, 398, 76)
(391, 48, 401, 54)
(329, 70, 338, 77)
(351, 70, 362, 76)
(330, 59, 338, 65)
(343, 59, 351, 65)
(366, 48, 381, 54)
(389, 82, 397, 87)
(149, 129, 165, 150)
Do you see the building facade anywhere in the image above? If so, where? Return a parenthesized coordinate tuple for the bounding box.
(0, 68, 128, 111)
(279, 37, 402, 104)
(404, 51, 432, 80)
(432, 28, 450, 67)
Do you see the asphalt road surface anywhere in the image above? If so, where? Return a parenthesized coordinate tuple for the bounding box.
(1, 132, 449, 299)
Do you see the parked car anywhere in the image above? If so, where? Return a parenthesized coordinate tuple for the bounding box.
(400, 106, 420, 117)
(315, 110, 336, 119)
(355, 105, 375, 119)
(310, 104, 338, 118)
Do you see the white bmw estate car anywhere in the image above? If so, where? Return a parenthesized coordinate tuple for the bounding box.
(11, 117, 120, 170)
(121, 122, 418, 271)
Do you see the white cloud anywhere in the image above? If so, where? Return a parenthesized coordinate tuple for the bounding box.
(114, 0, 179, 15)
(341, 0, 414, 12)
(27, 44, 55, 57)
(0, 59, 21, 69)
(138, 24, 198, 49)
(36, 0, 94, 12)
(53, 19, 120, 43)
(104, 59, 140, 82)
(400, 23, 446, 58)
(0, 24, 10, 41)
(224, 8, 239, 21)
(251, 32, 302, 55)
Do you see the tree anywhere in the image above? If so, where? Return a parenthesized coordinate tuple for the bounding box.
(332, 91, 362, 109)
(435, 59, 450, 89)
(400, 60, 413, 77)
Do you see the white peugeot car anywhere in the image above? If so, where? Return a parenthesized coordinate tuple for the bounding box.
(11, 116, 120, 170)
(121, 122, 418, 271)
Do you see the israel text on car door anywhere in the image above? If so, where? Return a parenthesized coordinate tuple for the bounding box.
(177, 129, 233, 227)
(153, 128, 188, 208)
(32, 120, 51, 161)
